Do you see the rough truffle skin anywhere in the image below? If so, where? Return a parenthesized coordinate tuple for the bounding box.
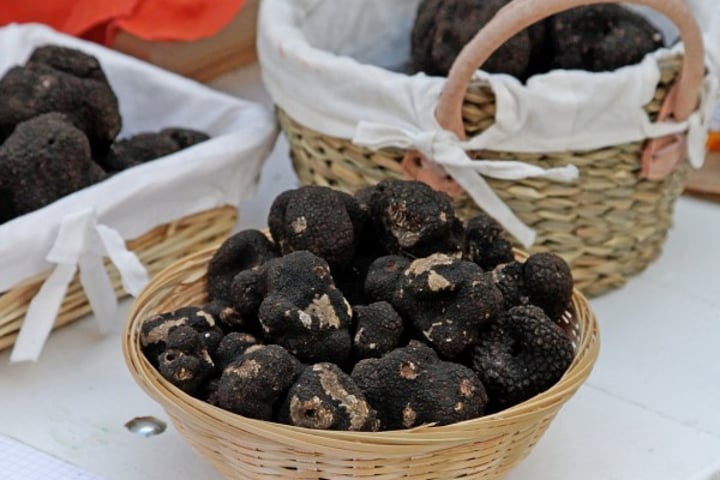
(258, 251, 353, 365)
(367, 179, 464, 258)
(140, 306, 218, 367)
(215, 345, 299, 420)
(463, 212, 515, 271)
(158, 349, 214, 397)
(411, 0, 540, 79)
(393, 253, 504, 358)
(0, 48, 121, 153)
(95, 128, 209, 173)
(363, 255, 411, 305)
(268, 186, 367, 269)
(278, 363, 379, 431)
(0, 113, 106, 218)
(490, 261, 528, 310)
(549, 5, 663, 72)
(352, 341, 488, 430)
(471, 305, 574, 411)
(202, 299, 246, 331)
(27, 45, 109, 82)
(523, 252, 573, 321)
(206, 229, 279, 302)
(156, 325, 216, 396)
(352, 302, 405, 360)
(213, 331, 260, 371)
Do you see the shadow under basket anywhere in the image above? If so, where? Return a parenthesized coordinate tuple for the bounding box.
(123, 247, 600, 480)
(279, 55, 690, 298)
(0, 206, 237, 352)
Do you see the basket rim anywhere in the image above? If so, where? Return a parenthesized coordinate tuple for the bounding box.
(122, 245, 600, 449)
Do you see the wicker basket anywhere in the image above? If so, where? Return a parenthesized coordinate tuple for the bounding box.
(272, 0, 707, 297)
(0, 206, 236, 352)
(0, 24, 278, 359)
(123, 246, 600, 480)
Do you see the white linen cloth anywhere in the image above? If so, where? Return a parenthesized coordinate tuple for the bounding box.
(0, 24, 278, 362)
(258, 0, 719, 247)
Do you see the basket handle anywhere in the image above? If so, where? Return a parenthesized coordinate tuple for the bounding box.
(436, 0, 706, 139)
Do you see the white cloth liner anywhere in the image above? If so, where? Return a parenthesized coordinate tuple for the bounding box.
(0, 24, 278, 362)
(258, 0, 720, 247)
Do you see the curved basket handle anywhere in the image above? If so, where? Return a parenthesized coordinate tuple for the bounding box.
(436, 0, 706, 139)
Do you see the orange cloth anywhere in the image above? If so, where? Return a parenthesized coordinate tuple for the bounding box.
(708, 131, 720, 152)
(0, 0, 246, 45)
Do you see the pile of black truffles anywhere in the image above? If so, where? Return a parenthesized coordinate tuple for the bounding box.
(141, 179, 577, 432)
(411, 0, 664, 80)
(0, 45, 210, 225)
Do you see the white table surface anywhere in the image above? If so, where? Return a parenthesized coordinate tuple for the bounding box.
(2, 64, 720, 480)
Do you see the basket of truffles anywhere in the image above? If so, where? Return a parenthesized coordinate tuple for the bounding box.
(258, 0, 715, 296)
(123, 179, 600, 480)
(0, 24, 277, 361)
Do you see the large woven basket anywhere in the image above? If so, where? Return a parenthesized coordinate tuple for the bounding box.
(0, 206, 236, 352)
(276, 0, 707, 297)
(123, 246, 600, 480)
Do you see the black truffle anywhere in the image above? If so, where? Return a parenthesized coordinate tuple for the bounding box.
(268, 186, 367, 269)
(202, 298, 246, 331)
(411, 0, 543, 79)
(463, 212, 515, 271)
(158, 349, 214, 397)
(549, 5, 664, 72)
(278, 362, 379, 431)
(258, 251, 353, 364)
(352, 302, 405, 360)
(140, 306, 218, 365)
(0, 46, 121, 153)
(157, 325, 215, 396)
(95, 127, 209, 173)
(213, 331, 260, 371)
(0, 113, 106, 218)
(471, 305, 574, 411)
(215, 345, 299, 420)
(352, 341, 488, 430)
(363, 255, 411, 305)
(522, 252, 574, 321)
(489, 260, 528, 310)
(367, 179, 464, 258)
(206, 229, 279, 302)
(393, 253, 504, 358)
(27, 45, 110, 82)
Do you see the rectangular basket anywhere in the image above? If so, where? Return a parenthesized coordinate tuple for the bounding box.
(0, 207, 236, 351)
(0, 24, 277, 358)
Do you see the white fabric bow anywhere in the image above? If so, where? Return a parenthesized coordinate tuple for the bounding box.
(353, 122, 579, 248)
(10, 208, 149, 363)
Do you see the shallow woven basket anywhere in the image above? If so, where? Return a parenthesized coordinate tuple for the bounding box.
(0, 206, 236, 351)
(278, 0, 707, 297)
(123, 246, 600, 480)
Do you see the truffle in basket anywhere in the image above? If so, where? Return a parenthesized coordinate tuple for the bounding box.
(0, 113, 107, 217)
(0, 45, 121, 154)
(140, 179, 576, 431)
(548, 4, 664, 72)
(0, 44, 210, 225)
(410, 0, 664, 79)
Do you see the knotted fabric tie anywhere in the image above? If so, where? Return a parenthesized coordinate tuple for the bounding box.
(10, 208, 148, 363)
(353, 122, 579, 248)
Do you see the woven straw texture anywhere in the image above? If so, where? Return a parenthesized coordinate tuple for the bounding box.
(123, 246, 600, 480)
(0, 206, 237, 351)
(280, 55, 688, 297)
